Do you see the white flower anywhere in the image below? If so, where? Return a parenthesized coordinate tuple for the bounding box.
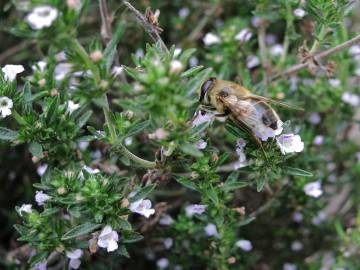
(35, 191, 50, 206)
(341, 92, 360, 106)
(291, 241, 303, 252)
(303, 181, 323, 198)
(293, 8, 306, 18)
(111, 66, 124, 76)
(270, 44, 284, 56)
(194, 139, 207, 149)
(185, 204, 207, 217)
(179, 7, 190, 18)
(204, 223, 219, 237)
(349, 45, 360, 55)
(83, 165, 100, 174)
(26, 6, 58, 30)
(235, 239, 252, 251)
(355, 67, 360, 77)
(192, 111, 216, 127)
(276, 134, 304, 155)
(129, 199, 155, 218)
(328, 78, 340, 88)
(246, 55, 260, 69)
(2, 65, 24, 81)
(235, 28, 252, 42)
(32, 61, 47, 72)
(37, 164, 48, 176)
(169, 60, 183, 74)
(308, 113, 321, 125)
(18, 204, 32, 216)
(313, 135, 324, 145)
(163, 237, 173, 249)
(289, 76, 299, 91)
(255, 120, 284, 141)
(66, 249, 83, 269)
(78, 141, 89, 150)
(159, 214, 174, 225)
(0, 97, 13, 118)
(157, 258, 169, 269)
(283, 263, 297, 270)
(124, 137, 133, 146)
(97, 225, 119, 252)
(203, 33, 221, 46)
(67, 100, 80, 114)
(174, 48, 182, 57)
(292, 212, 303, 223)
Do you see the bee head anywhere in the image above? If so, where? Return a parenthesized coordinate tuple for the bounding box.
(199, 77, 216, 103)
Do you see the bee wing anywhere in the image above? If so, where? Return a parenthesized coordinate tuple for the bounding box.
(245, 94, 304, 111)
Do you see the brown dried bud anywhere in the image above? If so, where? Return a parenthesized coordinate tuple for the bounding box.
(121, 198, 129, 208)
(124, 110, 134, 120)
(89, 238, 98, 254)
(57, 187, 66, 195)
(66, 0, 81, 9)
(38, 78, 46, 87)
(32, 156, 39, 163)
(276, 92, 285, 100)
(211, 153, 219, 162)
(191, 171, 199, 179)
(233, 206, 246, 216)
(228, 257, 236, 264)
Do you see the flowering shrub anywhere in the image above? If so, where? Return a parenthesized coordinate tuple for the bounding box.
(1, 0, 360, 269)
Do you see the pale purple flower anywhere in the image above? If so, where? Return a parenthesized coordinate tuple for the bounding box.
(235, 28, 252, 42)
(355, 152, 360, 162)
(266, 34, 276, 45)
(313, 135, 324, 146)
(178, 7, 190, 18)
(159, 214, 174, 225)
(194, 139, 207, 149)
(67, 100, 80, 114)
(293, 8, 306, 18)
(0, 97, 13, 118)
(2, 64, 24, 81)
(163, 237, 173, 249)
(291, 241, 303, 252)
(192, 111, 215, 127)
(289, 76, 299, 91)
(35, 191, 50, 206)
(174, 48, 182, 57)
(328, 78, 340, 88)
(54, 63, 72, 81)
(304, 181, 323, 198)
(254, 120, 284, 141)
(349, 45, 360, 55)
(97, 225, 119, 252)
(292, 212, 303, 223)
(35, 260, 47, 270)
(235, 239, 252, 251)
(246, 55, 260, 69)
(185, 204, 207, 217)
(276, 134, 304, 155)
(312, 211, 326, 225)
(129, 199, 155, 218)
(270, 44, 284, 56)
(157, 258, 169, 269)
(355, 67, 360, 77)
(189, 57, 199, 67)
(26, 6, 58, 30)
(66, 249, 83, 269)
(283, 263, 297, 270)
(203, 33, 221, 46)
(32, 61, 47, 72)
(204, 223, 219, 237)
(308, 113, 321, 125)
(342, 92, 360, 106)
(251, 16, 262, 27)
(37, 164, 48, 176)
(18, 204, 32, 216)
(111, 66, 124, 76)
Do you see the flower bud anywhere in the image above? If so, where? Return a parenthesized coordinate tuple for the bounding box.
(38, 78, 46, 87)
(211, 153, 219, 162)
(32, 156, 39, 163)
(90, 50, 103, 62)
(121, 198, 129, 208)
(50, 88, 58, 97)
(169, 60, 183, 74)
(66, 0, 81, 9)
(191, 171, 199, 179)
(228, 257, 236, 264)
(99, 80, 109, 89)
(124, 110, 134, 120)
(57, 186, 66, 194)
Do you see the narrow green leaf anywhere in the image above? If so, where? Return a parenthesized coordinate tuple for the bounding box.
(29, 142, 43, 158)
(13, 224, 29, 236)
(129, 184, 156, 203)
(222, 181, 249, 191)
(76, 111, 93, 129)
(29, 252, 48, 267)
(61, 223, 101, 240)
(256, 178, 266, 192)
(174, 176, 198, 191)
(126, 120, 150, 137)
(104, 22, 126, 70)
(121, 231, 144, 243)
(179, 142, 204, 158)
(117, 245, 130, 258)
(181, 66, 204, 78)
(236, 217, 256, 227)
(0, 127, 18, 141)
(46, 96, 58, 123)
(283, 166, 313, 177)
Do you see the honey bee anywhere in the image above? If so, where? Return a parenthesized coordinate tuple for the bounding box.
(198, 77, 293, 149)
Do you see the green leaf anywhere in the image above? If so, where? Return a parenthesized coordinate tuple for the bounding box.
(126, 120, 150, 137)
(46, 96, 58, 123)
(29, 252, 48, 267)
(283, 166, 313, 177)
(0, 127, 18, 141)
(179, 142, 204, 158)
(117, 218, 132, 230)
(104, 22, 126, 70)
(29, 142, 43, 158)
(76, 111, 93, 129)
(225, 123, 244, 138)
(236, 216, 256, 227)
(13, 224, 29, 236)
(129, 184, 156, 203)
(40, 208, 59, 217)
(256, 178, 266, 192)
(61, 223, 101, 240)
(174, 176, 198, 191)
(121, 231, 144, 243)
(22, 81, 32, 111)
(181, 66, 204, 78)
(222, 181, 249, 191)
(117, 245, 130, 258)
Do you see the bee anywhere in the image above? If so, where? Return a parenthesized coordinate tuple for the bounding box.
(198, 77, 293, 150)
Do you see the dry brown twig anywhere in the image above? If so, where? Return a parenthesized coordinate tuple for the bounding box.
(121, 0, 169, 54)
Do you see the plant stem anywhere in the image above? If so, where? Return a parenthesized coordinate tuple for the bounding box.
(12, 110, 26, 125)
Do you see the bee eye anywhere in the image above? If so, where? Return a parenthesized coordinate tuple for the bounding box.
(199, 77, 216, 102)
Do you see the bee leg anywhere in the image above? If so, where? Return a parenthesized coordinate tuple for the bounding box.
(215, 108, 230, 117)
